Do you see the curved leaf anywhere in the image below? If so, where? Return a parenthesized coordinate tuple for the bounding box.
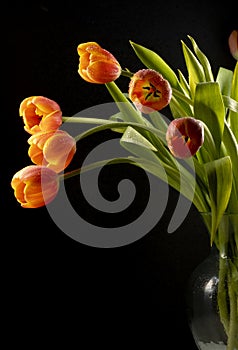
(204, 156, 233, 244)
(228, 61, 238, 142)
(181, 40, 206, 96)
(129, 41, 180, 89)
(188, 35, 214, 82)
(216, 67, 233, 96)
(129, 41, 193, 117)
(194, 82, 225, 150)
(105, 81, 146, 124)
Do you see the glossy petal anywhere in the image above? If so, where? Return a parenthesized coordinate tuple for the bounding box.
(128, 69, 172, 113)
(228, 30, 238, 60)
(166, 117, 204, 158)
(77, 42, 121, 83)
(28, 130, 76, 173)
(19, 96, 62, 134)
(11, 165, 59, 208)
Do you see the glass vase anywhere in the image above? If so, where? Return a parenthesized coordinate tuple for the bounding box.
(186, 213, 238, 350)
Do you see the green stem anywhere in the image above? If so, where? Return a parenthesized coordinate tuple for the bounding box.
(217, 254, 238, 350)
(67, 120, 165, 143)
(172, 87, 194, 107)
(202, 122, 218, 160)
(105, 81, 146, 124)
(217, 257, 230, 335)
(60, 157, 138, 181)
(120, 69, 134, 78)
(62, 116, 114, 124)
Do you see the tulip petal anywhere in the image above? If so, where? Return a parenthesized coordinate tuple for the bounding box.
(19, 96, 62, 134)
(77, 41, 121, 84)
(166, 117, 204, 158)
(11, 165, 59, 208)
(129, 69, 172, 113)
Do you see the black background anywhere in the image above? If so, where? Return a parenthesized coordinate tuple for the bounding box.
(4, 1, 237, 347)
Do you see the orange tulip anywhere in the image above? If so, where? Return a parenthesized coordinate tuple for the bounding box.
(27, 130, 77, 173)
(228, 30, 238, 60)
(19, 96, 62, 134)
(128, 69, 172, 114)
(166, 117, 204, 158)
(77, 42, 121, 83)
(11, 165, 59, 208)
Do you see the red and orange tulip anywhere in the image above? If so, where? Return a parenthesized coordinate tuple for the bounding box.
(27, 130, 77, 173)
(166, 117, 204, 158)
(128, 69, 172, 114)
(11, 165, 59, 208)
(228, 30, 238, 60)
(77, 42, 121, 83)
(19, 96, 62, 135)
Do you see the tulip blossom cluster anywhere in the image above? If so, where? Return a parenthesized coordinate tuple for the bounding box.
(12, 42, 207, 209)
(11, 96, 76, 208)
(76, 41, 203, 157)
(12, 32, 238, 350)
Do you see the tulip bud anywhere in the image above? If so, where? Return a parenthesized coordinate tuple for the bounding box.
(19, 96, 62, 134)
(166, 117, 204, 158)
(228, 30, 238, 60)
(77, 42, 121, 83)
(11, 165, 59, 208)
(128, 69, 172, 114)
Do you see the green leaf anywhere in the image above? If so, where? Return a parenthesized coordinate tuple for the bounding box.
(188, 35, 214, 82)
(181, 40, 206, 96)
(194, 82, 225, 150)
(216, 67, 233, 97)
(222, 121, 238, 209)
(127, 155, 207, 213)
(120, 125, 208, 213)
(120, 126, 158, 152)
(129, 41, 180, 89)
(177, 69, 191, 96)
(169, 95, 194, 118)
(72, 120, 166, 143)
(204, 156, 233, 244)
(223, 95, 238, 113)
(105, 81, 145, 124)
(228, 61, 238, 142)
(129, 41, 193, 116)
(172, 88, 194, 107)
(231, 62, 238, 101)
(148, 111, 169, 133)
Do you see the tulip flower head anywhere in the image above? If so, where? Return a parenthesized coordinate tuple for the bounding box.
(128, 69, 172, 114)
(27, 130, 77, 173)
(166, 117, 204, 158)
(11, 165, 59, 208)
(20, 96, 63, 134)
(228, 30, 238, 60)
(77, 42, 121, 83)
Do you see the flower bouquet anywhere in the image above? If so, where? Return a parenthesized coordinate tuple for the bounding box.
(11, 31, 238, 349)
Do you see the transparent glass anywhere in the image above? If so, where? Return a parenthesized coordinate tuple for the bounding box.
(186, 213, 238, 350)
(186, 245, 227, 349)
